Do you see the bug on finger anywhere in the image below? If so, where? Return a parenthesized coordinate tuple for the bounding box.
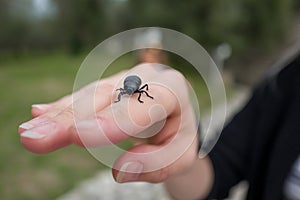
(114, 75, 154, 103)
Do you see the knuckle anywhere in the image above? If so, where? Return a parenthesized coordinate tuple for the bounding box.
(51, 106, 75, 127)
(164, 69, 186, 83)
(60, 107, 75, 120)
(149, 166, 170, 183)
(53, 95, 72, 108)
(163, 69, 189, 101)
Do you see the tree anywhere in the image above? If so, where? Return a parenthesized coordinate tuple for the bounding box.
(53, 0, 105, 54)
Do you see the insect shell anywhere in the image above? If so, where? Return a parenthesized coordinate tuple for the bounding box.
(123, 75, 142, 95)
(114, 75, 154, 103)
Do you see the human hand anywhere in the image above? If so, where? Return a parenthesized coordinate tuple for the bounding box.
(18, 64, 199, 183)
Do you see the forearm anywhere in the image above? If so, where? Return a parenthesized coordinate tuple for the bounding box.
(164, 156, 214, 200)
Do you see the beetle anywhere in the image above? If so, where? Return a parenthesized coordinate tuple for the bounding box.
(114, 75, 154, 103)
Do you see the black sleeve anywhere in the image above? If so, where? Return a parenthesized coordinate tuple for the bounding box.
(205, 85, 266, 199)
(205, 55, 300, 199)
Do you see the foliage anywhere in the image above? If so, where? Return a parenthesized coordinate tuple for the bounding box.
(0, 0, 298, 56)
(53, 0, 106, 54)
(126, 0, 296, 55)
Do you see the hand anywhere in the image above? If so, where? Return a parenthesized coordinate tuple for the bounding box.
(18, 64, 199, 183)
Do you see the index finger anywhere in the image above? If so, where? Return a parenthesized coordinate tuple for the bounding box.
(73, 69, 188, 148)
(19, 64, 174, 153)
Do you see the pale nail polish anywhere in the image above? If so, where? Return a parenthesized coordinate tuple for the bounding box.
(27, 116, 48, 125)
(116, 161, 143, 183)
(21, 131, 46, 139)
(32, 104, 50, 110)
(19, 123, 34, 130)
(20, 121, 56, 139)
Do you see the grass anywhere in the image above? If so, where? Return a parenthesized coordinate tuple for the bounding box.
(0, 52, 107, 200)
(0, 51, 214, 199)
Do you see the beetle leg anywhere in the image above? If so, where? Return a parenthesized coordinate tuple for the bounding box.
(114, 93, 122, 103)
(135, 90, 154, 103)
(114, 89, 125, 103)
(139, 84, 149, 91)
(141, 90, 154, 99)
(135, 91, 143, 103)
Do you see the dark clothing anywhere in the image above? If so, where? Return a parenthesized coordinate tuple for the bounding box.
(207, 55, 300, 199)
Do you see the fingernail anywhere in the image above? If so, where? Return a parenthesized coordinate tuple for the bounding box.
(20, 122, 56, 139)
(19, 123, 34, 130)
(19, 117, 48, 131)
(116, 161, 144, 183)
(21, 131, 46, 139)
(28, 116, 48, 125)
(32, 104, 50, 110)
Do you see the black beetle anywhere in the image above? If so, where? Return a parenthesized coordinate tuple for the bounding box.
(114, 75, 154, 103)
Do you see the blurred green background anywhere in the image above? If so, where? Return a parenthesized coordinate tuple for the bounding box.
(0, 0, 299, 199)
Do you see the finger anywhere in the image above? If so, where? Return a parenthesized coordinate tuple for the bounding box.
(71, 64, 179, 147)
(30, 82, 109, 118)
(29, 64, 159, 118)
(30, 70, 129, 118)
(20, 119, 73, 154)
(110, 68, 198, 183)
(72, 82, 178, 148)
(19, 81, 116, 154)
(19, 65, 162, 153)
(31, 104, 52, 117)
(112, 134, 198, 183)
(22, 69, 128, 132)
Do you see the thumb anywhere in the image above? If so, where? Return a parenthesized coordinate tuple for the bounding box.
(112, 136, 198, 183)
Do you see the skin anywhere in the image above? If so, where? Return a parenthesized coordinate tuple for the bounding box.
(18, 64, 214, 200)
